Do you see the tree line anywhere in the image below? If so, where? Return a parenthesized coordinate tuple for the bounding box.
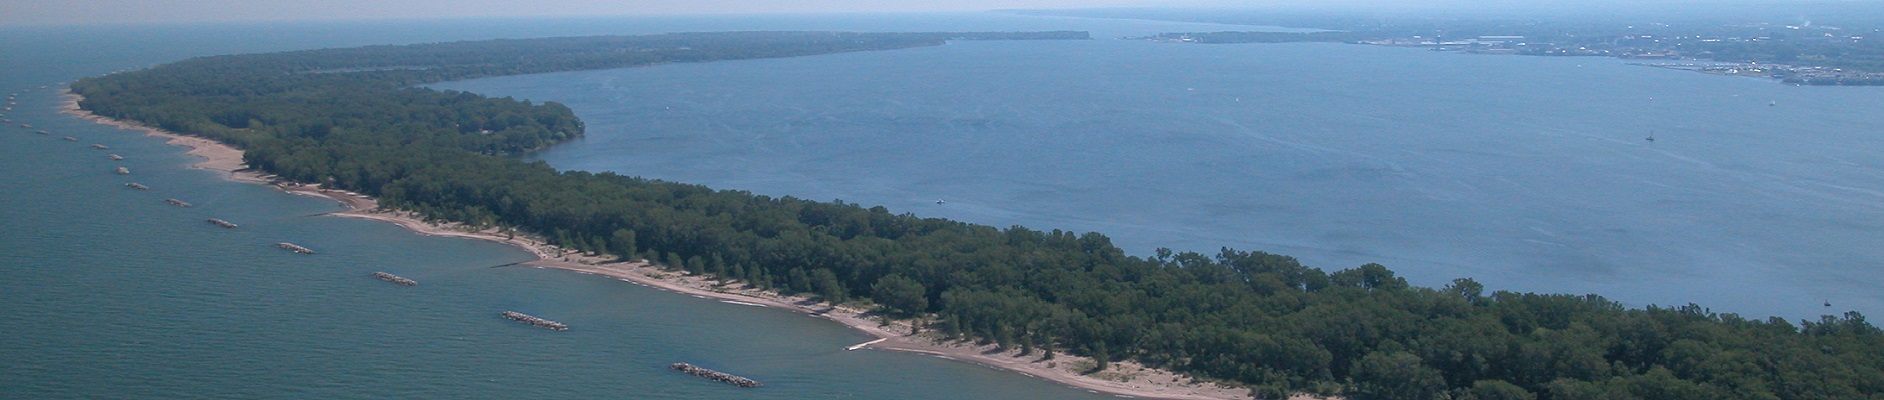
(71, 31, 1881, 400)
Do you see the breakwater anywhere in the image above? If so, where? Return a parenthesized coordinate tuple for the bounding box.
(670, 362, 761, 388)
(276, 242, 315, 254)
(501, 311, 566, 331)
(372, 272, 417, 286)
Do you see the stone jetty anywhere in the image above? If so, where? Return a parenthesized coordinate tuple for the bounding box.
(124, 183, 149, 190)
(501, 311, 567, 331)
(207, 218, 237, 228)
(164, 198, 192, 207)
(670, 363, 762, 388)
(276, 242, 315, 254)
(372, 272, 418, 286)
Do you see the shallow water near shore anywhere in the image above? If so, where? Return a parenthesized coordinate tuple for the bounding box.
(1, 14, 1257, 400)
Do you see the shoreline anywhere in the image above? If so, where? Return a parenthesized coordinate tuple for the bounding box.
(61, 91, 1265, 400)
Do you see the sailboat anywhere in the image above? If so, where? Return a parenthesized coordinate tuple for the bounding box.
(1645, 130, 1655, 143)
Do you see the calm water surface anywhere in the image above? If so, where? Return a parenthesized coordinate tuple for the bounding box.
(442, 25, 1884, 321)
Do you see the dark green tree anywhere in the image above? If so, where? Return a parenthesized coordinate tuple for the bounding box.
(1350, 351, 1445, 400)
(871, 273, 929, 315)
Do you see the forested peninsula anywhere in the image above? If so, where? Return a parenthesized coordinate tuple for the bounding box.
(72, 31, 1881, 400)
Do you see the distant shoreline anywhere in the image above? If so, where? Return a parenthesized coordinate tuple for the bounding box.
(59, 90, 1266, 400)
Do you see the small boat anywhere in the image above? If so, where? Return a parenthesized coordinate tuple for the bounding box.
(164, 198, 192, 207)
(114, 167, 130, 175)
(1645, 130, 1655, 143)
(37, 131, 51, 135)
(63, 137, 78, 141)
(125, 183, 149, 190)
(108, 154, 124, 160)
(935, 199, 946, 204)
(1825, 300, 1833, 307)
(1770, 101, 1777, 107)
(91, 144, 109, 150)
(207, 218, 238, 228)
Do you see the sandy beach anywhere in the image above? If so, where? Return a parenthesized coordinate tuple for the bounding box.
(62, 91, 1279, 400)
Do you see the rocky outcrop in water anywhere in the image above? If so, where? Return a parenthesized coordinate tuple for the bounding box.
(276, 242, 315, 254)
(372, 272, 417, 286)
(670, 362, 761, 388)
(501, 311, 566, 331)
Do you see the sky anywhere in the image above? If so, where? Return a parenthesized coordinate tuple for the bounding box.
(0, 0, 1847, 27)
(0, 0, 1194, 26)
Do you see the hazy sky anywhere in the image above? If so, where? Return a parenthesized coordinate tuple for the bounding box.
(0, 0, 1836, 27)
(0, 0, 1217, 26)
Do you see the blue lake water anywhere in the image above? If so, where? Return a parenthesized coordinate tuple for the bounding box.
(2, 11, 1880, 399)
(439, 24, 1884, 322)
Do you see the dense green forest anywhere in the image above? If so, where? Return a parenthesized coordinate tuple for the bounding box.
(72, 31, 1882, 400)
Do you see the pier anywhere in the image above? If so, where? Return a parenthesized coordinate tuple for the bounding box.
(846, 338, 887, 351)
(276, 242, 316, 254)
(164, 198, 192, 207)
(372, 272, 418, 286)
(207, 218, 237, 228)
(501, 311, 567, 331)
(125, 183, 149, 190)
(670, 363, 762, 388)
